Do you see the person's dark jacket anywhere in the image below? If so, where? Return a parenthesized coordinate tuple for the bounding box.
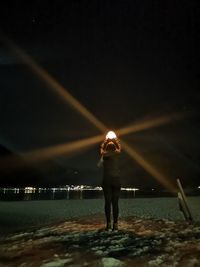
(102, 151, 120, 186)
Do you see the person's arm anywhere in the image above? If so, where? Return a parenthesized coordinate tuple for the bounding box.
(100, 146, 105, 156)
(100, 139, 109, 155)
(97, 156, 103, 167)
(112, 138, 121, 152)
(100, 138, 121, 155)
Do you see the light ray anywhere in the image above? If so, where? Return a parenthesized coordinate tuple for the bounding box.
(0, 34, 107, 132)
(0, 34, 185, 191)
(117, 112, 186, 137)
(1, 134, 104, 171)
(13, 114, 186, 168)
(121, 140, 177, 192)
(1, 115, 179, 192)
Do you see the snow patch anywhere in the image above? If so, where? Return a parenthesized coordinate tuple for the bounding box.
(41, 258, 73, 267)
(100, 257, 124, 267)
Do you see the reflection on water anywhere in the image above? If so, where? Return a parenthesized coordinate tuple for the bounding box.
(22, 190, 101, 201)
(0, 189, 102, 201)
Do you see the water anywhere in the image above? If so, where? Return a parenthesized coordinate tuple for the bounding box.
(0, 189, 149, 201)
(0, 189, 102, 201)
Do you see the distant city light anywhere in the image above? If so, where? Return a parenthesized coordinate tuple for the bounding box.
(121, 187, 139, 197)
(25, 187, 36, 194)
(0, 186, 199, 197)
(121, 187, 139, 191)
(0, 186, 141, 193)
(106, 131, 117, 139)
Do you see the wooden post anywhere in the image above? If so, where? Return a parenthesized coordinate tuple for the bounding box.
(177, 178, 193, 222)
(177, 192, 189, 221)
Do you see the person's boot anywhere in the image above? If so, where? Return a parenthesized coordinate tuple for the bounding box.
(105, 222, 111, 231)
(113, 222, 118, 231)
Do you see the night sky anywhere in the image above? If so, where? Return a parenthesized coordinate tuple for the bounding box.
(0, 1, 199, 188)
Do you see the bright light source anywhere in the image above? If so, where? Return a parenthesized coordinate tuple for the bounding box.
(106, 131, 117, 139)
(25, 187, 36, 194)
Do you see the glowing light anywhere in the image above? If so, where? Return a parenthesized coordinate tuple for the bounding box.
(0, 34, 188, 193)
(25, 187, 36, 194)
(121, 187, 139, 191)
(0, 119, 181, 193)
(5, 112, 184, 168)
(106, 131, 117, 139)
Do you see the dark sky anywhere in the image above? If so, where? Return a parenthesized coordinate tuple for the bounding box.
(0, 1, 200, 188)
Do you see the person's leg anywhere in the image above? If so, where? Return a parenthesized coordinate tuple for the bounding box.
(111, 185, 121, 230)
(103, 185, 112, 229)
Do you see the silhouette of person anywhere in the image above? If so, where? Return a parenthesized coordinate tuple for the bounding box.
(99, 135, 121, 231)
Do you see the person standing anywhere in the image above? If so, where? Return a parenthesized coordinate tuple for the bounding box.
(99, 132, 121, 231)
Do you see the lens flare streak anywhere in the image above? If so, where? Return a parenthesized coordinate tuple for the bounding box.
(121, 141, 177, 191)
(1, 34, 107, 133)
(1, 135, 104, 171)
(117, 113, 186, 137)
(0, 34, 187, 192)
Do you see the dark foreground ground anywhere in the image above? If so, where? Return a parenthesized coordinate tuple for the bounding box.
(0, 215, 200, 267)
(0, 198, 199, 266)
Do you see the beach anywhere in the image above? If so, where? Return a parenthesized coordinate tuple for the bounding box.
(0, 197, 200, 266)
